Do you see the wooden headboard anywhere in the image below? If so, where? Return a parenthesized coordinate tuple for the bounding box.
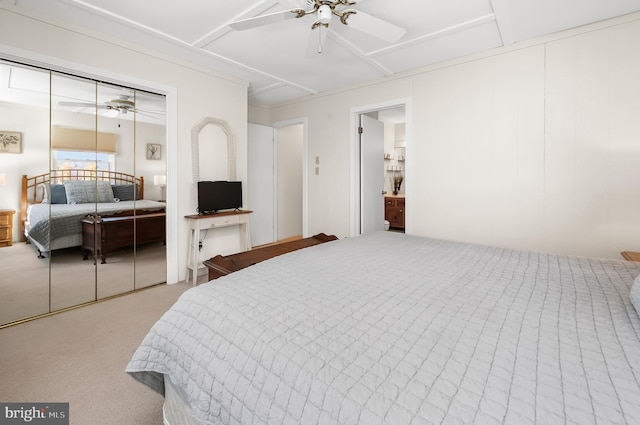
(20, 170, 145, 240)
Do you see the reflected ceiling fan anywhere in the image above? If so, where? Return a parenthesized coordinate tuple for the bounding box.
(230, 0, 406, 54)
(59, 95, 165, 120)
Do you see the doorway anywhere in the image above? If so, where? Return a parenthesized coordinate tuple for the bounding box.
(350, 99, 410, 237)
(248, 119, 306, 246)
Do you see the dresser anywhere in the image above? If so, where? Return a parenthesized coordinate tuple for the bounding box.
(384, 196, 405, 229)
(0, 209, 15, 247)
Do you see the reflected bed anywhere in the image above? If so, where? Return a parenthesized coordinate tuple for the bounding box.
(21, 170, 165, 257)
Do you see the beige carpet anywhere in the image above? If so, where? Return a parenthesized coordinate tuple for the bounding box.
(0, 281, 191, 425)
(0, 241, 167, 326)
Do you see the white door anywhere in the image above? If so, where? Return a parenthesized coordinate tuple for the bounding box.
(276, 124, 303, 240)
(248, 123, 275, 246)
(360, 115, 385, 234)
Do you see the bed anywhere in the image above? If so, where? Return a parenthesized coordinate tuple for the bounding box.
(21, 170, 166, 257)
(127, 231, 640, 425)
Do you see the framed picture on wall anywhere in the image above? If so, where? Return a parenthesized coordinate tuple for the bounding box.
(0, 131, 22, 154)
(146, 143, 161, 160)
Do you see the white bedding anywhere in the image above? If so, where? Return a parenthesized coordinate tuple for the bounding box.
(127, 231, 640, 425)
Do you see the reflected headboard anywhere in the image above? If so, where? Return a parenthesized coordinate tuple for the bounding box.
(20, 170, 145, 240)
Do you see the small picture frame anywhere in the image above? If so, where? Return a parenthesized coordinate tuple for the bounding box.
(0, 131, 22, 154)
(146, 143, 161, 160)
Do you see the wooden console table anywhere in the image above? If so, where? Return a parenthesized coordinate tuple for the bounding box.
(82, 212, 166, 264)
(185, 210, 252, 286)
(203, 233, 338, 281)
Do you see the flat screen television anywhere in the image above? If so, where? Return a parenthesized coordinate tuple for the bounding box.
(197, 181, 242, 214)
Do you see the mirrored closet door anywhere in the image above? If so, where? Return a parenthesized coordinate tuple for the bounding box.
(0, 60, 167, 327)
(0, 62, 52, 325)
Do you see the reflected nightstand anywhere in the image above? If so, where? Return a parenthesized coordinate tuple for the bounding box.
(0, 209, 15, 247)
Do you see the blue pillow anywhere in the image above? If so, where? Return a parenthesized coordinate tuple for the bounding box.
(50, 184, 67, 204)
(111, 184, 139, 201)
(41, 183, 67, 204)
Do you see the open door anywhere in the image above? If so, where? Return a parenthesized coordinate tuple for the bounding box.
(360, 115, 385, 234)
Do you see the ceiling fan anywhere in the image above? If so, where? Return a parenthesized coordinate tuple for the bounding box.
(59, 95, 165, 120)
(230, 0, 406, 54)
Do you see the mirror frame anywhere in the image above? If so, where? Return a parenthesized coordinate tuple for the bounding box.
(191, 117, 236, 182)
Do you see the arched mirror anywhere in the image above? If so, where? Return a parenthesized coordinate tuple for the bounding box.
(191, 117, 236, 182)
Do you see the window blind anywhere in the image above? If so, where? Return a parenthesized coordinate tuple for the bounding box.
(51, 127, 117, 153)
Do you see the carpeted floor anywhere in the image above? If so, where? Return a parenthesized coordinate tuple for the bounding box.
(0, 281, 192, 424)
(0, 241, 168, 326)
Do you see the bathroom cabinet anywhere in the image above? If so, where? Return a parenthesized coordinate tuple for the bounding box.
(385, 196, 405, 229)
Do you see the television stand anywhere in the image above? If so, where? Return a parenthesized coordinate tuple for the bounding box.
(184, 210, 253, 286)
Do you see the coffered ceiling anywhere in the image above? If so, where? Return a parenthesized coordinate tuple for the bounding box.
(2, 0, 640, 107)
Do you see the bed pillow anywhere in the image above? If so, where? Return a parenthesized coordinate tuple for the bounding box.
(111, 184, 140, 201)
(63, 180, 115, 204)
(41, 183, 68, 204)
(632, 276, 640, 318)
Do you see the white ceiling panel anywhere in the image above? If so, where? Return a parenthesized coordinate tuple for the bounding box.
(374, 20, 504, 74)
(203, 23, 384, 92)
(0, 62, 165, 123)
(2, 0, 640, 106)
(505, 0, 640, 42)
(68, 0, 263, 44)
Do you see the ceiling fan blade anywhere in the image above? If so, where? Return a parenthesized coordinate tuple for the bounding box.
(59, 101, 110, 110)
(345, 11, 406, 43)
(134, 110, 163, 120)
(230, 9, 299, 31)
(305, 24, 330, 57)
(134, 109, 165, 116)
(58, 101, 96, 107)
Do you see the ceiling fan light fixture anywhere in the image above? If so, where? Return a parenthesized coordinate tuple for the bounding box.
(109, 95, 135, 109)
(318, 4, 331, 24)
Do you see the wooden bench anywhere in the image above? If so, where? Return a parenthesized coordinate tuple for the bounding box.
(81, 212, 166, 264)
(203, 233, 338, 281)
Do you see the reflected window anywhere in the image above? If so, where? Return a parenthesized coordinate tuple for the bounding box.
(52, 150, 114, 172)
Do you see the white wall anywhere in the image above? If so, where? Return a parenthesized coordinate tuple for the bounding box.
(0, 8, 248, 282)
(265, 13, 640, 259)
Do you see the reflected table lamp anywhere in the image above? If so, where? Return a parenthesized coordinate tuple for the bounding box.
(154, 174, 166, 202)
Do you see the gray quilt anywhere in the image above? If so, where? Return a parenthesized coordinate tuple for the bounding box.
(25, 200, 165, 251)
(127, 231, 640, 425)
